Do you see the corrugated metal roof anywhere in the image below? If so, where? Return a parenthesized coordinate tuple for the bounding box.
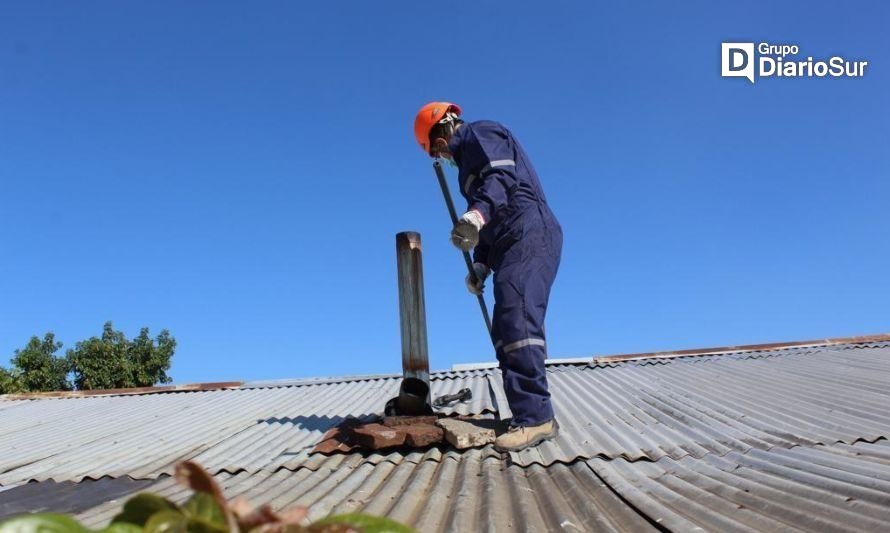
(0, 373, 496, 484)
(2, 338, 890, 531)
(511, 345, 890, 466)
(71, 450, 657, 533)
(588, 439, 890, 532)
(58, 438, 890, 532)
(0, 478, 153, 520)
(0, 400, 29, 411)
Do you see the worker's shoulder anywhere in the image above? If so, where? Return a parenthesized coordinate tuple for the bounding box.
(462, 120, 513, 144)
(465, 119, 509, 133)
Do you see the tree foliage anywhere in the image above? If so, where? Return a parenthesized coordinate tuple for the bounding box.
(128, 328, 176, 388)
(0, 366, 24, 395)
(11, 333, 71, 392)
(1, 323, 176, 394)
(67, 322, 175, 390)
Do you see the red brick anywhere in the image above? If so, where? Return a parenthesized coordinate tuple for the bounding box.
(382, 415, 439, 428)
(403, 424, 444, 447)
(353, 423, 407, 449)
(312, 437, 352, 454)
(311, 420, 362, 454)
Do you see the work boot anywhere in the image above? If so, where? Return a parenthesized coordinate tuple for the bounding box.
(494, 419, 559, 452)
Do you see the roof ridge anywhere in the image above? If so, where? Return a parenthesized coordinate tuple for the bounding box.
(589, 333, 890, 365)
(3, 333, 886, 401)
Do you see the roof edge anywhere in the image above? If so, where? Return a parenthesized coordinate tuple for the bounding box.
(591, 333, 890, 365)
(0, 381, 243, 401)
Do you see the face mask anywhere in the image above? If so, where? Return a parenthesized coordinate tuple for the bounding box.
(439, 155, 457, 168)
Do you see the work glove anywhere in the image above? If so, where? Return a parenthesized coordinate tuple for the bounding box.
(465, 262, 491, 295)
(450, 210, 484, 251)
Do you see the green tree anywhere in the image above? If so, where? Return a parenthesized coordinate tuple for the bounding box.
(0, 366, 24, 395)
(10, 333, 71, 392)
(66, 322, 176, 390)
(129, 327, 175, 387)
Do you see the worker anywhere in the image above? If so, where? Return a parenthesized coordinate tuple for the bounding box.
(413, 102, 563, 452)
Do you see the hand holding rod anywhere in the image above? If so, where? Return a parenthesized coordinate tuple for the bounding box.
(433, 160, 493, 334)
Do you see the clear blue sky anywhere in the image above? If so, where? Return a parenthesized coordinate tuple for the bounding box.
(2, 1, 888, 384)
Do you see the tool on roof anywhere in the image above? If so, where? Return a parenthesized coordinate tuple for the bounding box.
(433, 387, 473, 408)
(433, 160, 493, 334)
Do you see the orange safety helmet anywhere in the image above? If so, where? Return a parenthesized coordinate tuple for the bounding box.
(414, 101, 462, 156)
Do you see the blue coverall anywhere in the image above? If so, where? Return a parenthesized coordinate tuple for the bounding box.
(448, 120, 563, 427)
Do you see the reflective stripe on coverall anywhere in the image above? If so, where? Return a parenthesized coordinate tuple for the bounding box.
(448, 120, 563, 427)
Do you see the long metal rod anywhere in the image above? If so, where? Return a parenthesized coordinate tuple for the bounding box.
(433, 160, 493, 334)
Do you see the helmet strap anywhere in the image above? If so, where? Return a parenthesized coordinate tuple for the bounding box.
(428, 115, 458, 155)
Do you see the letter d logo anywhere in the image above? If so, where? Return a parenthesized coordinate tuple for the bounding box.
(721, 42, 755, 84)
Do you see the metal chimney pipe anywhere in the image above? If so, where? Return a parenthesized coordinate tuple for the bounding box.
(394, 231, 432, 415)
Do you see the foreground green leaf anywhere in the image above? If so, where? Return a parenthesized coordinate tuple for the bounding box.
(182, 493, 228, 530)
(112, 493, 181, 527)
(143, 511, 188, 533)
(312, 513, 416, 533)
(100, 523, 143, 533)
(0, 513, 89, 533)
